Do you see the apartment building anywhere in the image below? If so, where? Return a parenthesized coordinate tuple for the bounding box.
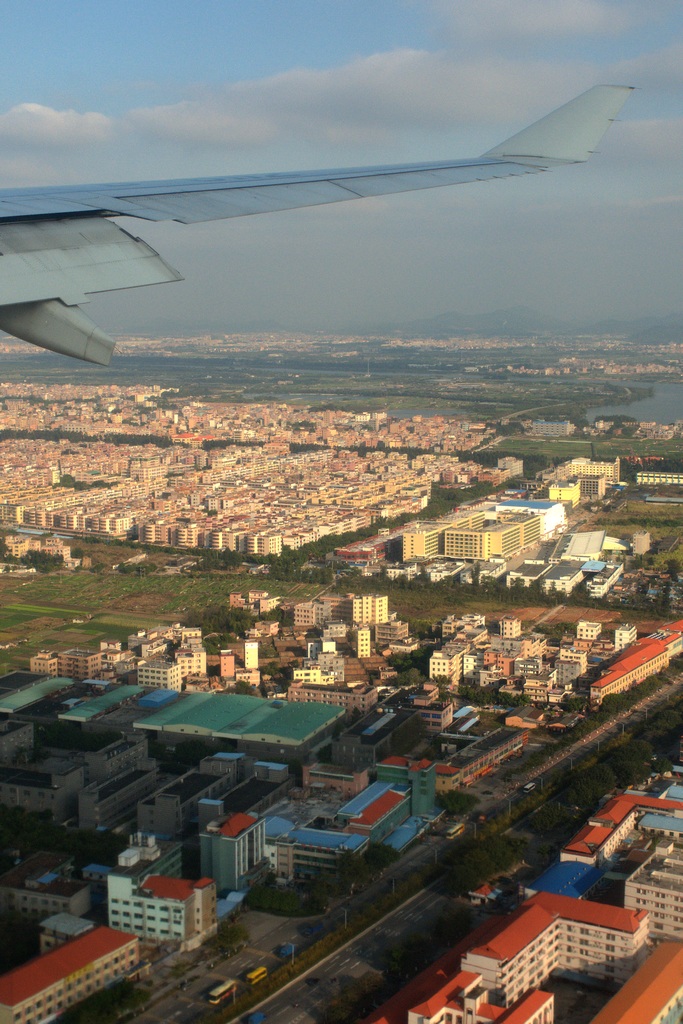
(589, 942, 683, 1024)
(564, 457, 621, 484)
(461, 892, 648, 1007)
(29, 650, 59, 676)
(624, 843, 683, 940)
(0, 927, 139, 1024)
(57, 648, 102, 681)
(137, 658, 183, 691)
(287, 681, 378, 718)
(443, 513, 541, 562)
(590, 630, 682, 705)
(429, 643, 467, 686)
(0, 852, 91, 920)
(200, 812, 267, 893)
(108, 873, 216, 951)
(548, 480, 581, 508)
(615, 623, 638, 652)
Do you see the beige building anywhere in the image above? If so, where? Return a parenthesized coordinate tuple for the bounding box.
(137, 658, 183, 691)
(548, 479, 581, 508)
(357, 627, 372, 658)
(30, 650, 59, 677)
(577, 620, 601, 641)
(565, 456, 621, 484)
(461, 892, 648, 1008)
(0, 927, 139, 1024)
(625, 843, 683, 940)
(287, 681, 378, 717)
(443, 513, 540, 562)
(108, 873, 216, 951)
(57, 648, 102, 681)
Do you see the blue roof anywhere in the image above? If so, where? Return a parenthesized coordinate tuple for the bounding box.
(138, 688, 179, 708)
(640, 813, 683, 833)
(528, 861, 603, 898)
(36, 872, 58, 884)
(338, 781, 394, 817)
(213, 751, 244, 760)
(582, 560, 607, 572)
(663, 784, 683, 801)
(289, 828, 366, 851)
(82, 863, 112, 875)
(383, 816, 424, 851)
(254, 761, 288, 771)
(217, 891, 247, 917)
(264, 815, 296, 837)
(453, 705, 475, 719)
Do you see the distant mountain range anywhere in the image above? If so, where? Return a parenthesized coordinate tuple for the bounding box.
(97, 303, 683, 343)
(388, 306, 683, 342)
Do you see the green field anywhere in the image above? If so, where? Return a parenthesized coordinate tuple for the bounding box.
(494, 436, 683, 460)
(0, 570, 322, 674)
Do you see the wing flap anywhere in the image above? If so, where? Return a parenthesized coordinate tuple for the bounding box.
(0, 217, 182, 307)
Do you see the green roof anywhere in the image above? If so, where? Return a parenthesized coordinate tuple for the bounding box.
(0, 677, 74, 713)
(59, 685, 143, 721)
(134, 693, 343, 745)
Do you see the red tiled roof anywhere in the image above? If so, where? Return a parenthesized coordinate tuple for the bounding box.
(0, 927, 136, 1007)
(497, 991, 554, 1023)
(193, 876, 215, 889)
(140, 875, 196, 901)
(409, 758, 434, 771)
(590, 942, 683, 1024)
(362, 915, 511, 1024)
(380, 755, 409, 767)
(350, 789, 406, 828)
(528, 891, 647, 932)
(468, 903, 555, 962)
(411, 969, 480, 1018)
(219, 812, 258, 837)
(592, 636, 669, 690)
(563, 823, 614, 855)
(436, 764, 458, 775)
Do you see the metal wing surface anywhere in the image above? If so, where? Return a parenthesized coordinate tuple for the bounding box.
(0, 85, 632, 365)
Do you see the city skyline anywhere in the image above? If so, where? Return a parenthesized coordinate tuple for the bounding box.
(1, 1, 682, 339)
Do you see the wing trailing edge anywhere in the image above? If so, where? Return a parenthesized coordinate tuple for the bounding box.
(0, 85, 632, 364)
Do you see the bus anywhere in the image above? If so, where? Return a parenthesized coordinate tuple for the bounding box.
(246, 966, 268, 986)
(208, 979, 238, 1005)
(446, 823, 465, 838)
(523, 782, 536, 793)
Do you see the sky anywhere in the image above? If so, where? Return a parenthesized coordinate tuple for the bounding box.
(1, 0, 682, 334)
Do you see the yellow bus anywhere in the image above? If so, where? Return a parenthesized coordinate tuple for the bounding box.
(246, 966, 268, 986)
(446, 823, 465, 839)
(208, 979, 238, 1004)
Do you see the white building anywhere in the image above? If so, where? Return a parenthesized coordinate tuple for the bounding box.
(137, 658, 183, 691)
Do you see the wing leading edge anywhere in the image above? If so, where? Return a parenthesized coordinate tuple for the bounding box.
(0, 84, 632, 364)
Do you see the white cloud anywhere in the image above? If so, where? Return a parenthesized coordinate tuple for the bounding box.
(613, 42, 683, 89)
(120, 50, 592, 150)
(0, 103, 111, 145)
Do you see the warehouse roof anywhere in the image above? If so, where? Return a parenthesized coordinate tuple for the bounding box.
(134, 692, 343, 743)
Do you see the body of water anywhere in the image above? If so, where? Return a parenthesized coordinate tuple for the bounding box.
(588, 381, 683, 424)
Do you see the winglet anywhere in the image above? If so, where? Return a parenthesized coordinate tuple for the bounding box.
(483, 85, 633, 165)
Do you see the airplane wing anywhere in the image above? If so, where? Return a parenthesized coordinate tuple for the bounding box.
(0, 84, 632, 365)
